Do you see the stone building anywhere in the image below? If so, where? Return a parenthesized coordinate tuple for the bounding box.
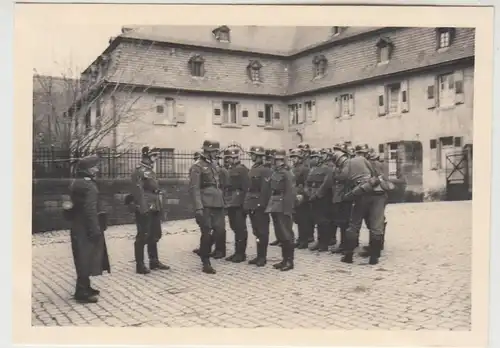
(76, 25, 474, 197)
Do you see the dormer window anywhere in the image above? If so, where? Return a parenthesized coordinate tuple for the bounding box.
(247, 60, 263, 83)
(312, 55, 328, 78)
(212, 25, 230, 43)
(376, 37, 394, 64)
(436, 27, 456, 49)
(188, 55, 205, 77)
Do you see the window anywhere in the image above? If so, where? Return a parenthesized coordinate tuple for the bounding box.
(156, 105, 164, 113)
(430, 136, 463, 170)
(288, 104, 300, 125)
(188, 55, 205, 77)
(387, 83, 401, 114)
(264, 104, 273, 125)
(95, 98, 102, 129)
(242, 110, 248, 118)
(213, 25, 230, 42)
(154, 97, 175, 125)
(387, 142, 399, 179)
(247, 60, 262, 83)
(376, 37, 393, 64)
(339, 94, 355, 117)
(436, 28, 455, 49)
(222, 102, 238, 125)
(313, 55, 327, 78)
(438, 73, 455, 107)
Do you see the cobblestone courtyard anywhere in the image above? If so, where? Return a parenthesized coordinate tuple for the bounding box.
(32, 201, 471, 330)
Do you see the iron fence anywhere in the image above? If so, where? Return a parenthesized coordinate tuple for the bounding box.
(32, 147, 253, 179)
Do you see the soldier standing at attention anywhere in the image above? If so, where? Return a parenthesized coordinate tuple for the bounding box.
(335, 143, 387, 265)
(66, 155, 111, 303)
(244, 146, 273, 267)
(290, 148, 314, 249)
(129, 146, 170, 275)
(305, 149, 334, 252)
(265, 149, 296, 271)
(265, 148, 282, 247)
(188, 140, 226, 274)
(223, 148, 250, 263)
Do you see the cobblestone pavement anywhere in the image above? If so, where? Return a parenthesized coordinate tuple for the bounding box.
(32, 201, 471, 330)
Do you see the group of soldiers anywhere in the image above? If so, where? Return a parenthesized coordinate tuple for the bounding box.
(63, 140, 395, 303)
(188, 140, 394, 275)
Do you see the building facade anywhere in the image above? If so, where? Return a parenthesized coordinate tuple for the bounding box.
(75, 25, 475, 196)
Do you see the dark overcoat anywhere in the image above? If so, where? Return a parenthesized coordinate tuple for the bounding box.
(69, 174, 111, 278)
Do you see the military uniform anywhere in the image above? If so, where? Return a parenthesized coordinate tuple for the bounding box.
(265, 149, 296, 271)
(66, 155, 110, 304)
(129, 147, 170, 274)
(305, 149, 334, 252)
(223, 148, 250, 263)
(336, 145, 387, 265)
(290, 148, 314, 249)
(189, 140, 226, 274)
(244, 146, 273, 266)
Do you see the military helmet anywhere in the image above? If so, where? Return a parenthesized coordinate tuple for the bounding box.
(223, 148, 239, 158)
(332, 143, 348, 153)
(368, 148, 380, 160)
(193, 151, 201, 160)
(202, 140, 220, 152)
(297, 142, 310, 151)
(289, 148, 303, 158)
(77, 154, 101, 171)
(249, 145, 266, 156)
(141, 145, 161, 157)
(345, 143, 355, 156)
(309, 148, 323, 158)
(265, 148, 276, 158)
(274, 149, 287, 159)
(355, 144, 370, 153)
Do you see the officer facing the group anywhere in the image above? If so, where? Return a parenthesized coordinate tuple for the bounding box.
(305, 149, 334, 252)
(290, 148, 314, 249)
(188, 140, 227, 274)
(244, 146, 273, 267)
(265, 149, 296, 271)
(66, 154, 111, 303)
(223, 148, 250, 263)
(336, 143, 387, 265)
(128, 146, 170, 275)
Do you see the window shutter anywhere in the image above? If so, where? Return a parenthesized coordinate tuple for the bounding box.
(454, 136, 463, 148)
(256, 105, 265, 127)
(176, 103, 186, 123)
(273, 106, 284, 129)
(382, 143, 389, 176)
(430, 139, 438, 170)
(212, 101, 222, 125)
(400, 80, 409, 113)
(311, 100, 317, 122)
(167, 99, 175, 124)
(241, 108, 250, 126)
(454, 69, 465, 105)
(348, 94, 355, 116)
(377, 85, 386, 116)
(288, 105, 294, 125)
(426, 78, 437, 109)
(299, 103, 305, 124)
(333, 96, 341, 119)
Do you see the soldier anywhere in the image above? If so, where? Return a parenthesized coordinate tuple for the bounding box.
(297, 142, 312, 167)
(265, 148, 282, 247)
(244, 146, 273, 267)
(305, 149, 334, 252)
(265, 149, 296, 271)
(66, 155, 111, 303)
(322, 148, 338, 247)
(129, 146, 170, 274)
(223, 148, 250, 263)
(188, 140, 226, 274)
(335, 143, 387, 265)
(290, 148, 314, 249)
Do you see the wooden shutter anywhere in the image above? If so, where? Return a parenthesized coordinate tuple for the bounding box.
(454, 69, 465, 105)
(454, 136, 463, 148)
(311, 100, 317, 122)
(176, 103, 186, 123)
(426, 78, 437, 109)
(256, 105, 265, 127)
(212, 101, 222, 125)
(273, 105, 284, 129)
(348, 93, 355, 116)
(400, 80, 409, 113)
(377, 85, 386, 116)
(241, 108, 250, 126)
(298, 103, 305, 124)
(333, 96, 341, 119)
(430, 139, 438, 170)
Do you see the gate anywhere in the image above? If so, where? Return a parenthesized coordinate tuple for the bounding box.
(445, 146, 472, 201)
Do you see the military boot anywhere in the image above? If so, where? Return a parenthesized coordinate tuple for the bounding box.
(273, 246, 287, 270)
(270, 240, 280, 246)
(308, 240, 319, 251)
(359, 239, 372, 258)
(135, 243, 151, 274)
(210, 250, 226, 259)
(256, 241, 267, 267)
(340, 239, 355, 264)
(148, 243, 171, 270)
(74, 278, 98, 304)
(280, 243, 295, 272)
(248, 243, 260, 265)
(202, 258, 216, 274)
(369, 238, 382, 265)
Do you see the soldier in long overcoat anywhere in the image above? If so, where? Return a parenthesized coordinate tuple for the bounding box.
(66, 154, 110, 304)
(244, 146, 273, 267)
(265, 149, 296, 272)
(188, 140, 226, 274)
(129, 146, 170, 274)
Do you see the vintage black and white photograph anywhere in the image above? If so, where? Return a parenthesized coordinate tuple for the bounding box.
(19, 3, 493, 346)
